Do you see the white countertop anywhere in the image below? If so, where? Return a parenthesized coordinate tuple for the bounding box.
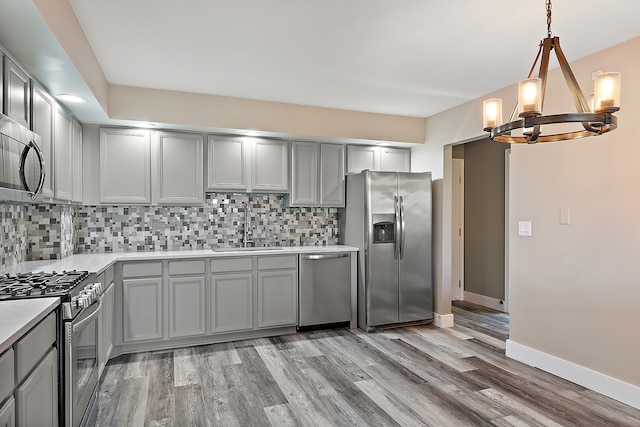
(1, 245, 358, 275)
(0, 298, 60, 354)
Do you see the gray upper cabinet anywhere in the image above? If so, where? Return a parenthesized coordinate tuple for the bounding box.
(346, 145, 411, 174)
(100, 128, 151, 204)
(207, 136, 247, 190)
(319, 143, 345, 206)
(290, 141, 319, 206)
(347, 145, 378, 174)
(54, 105, 73, 201)
(290, 141, 345, 207)
(72, 119, 83, 203)
(379, 147, 411, 172)
(2, 56, 31, 129)
(252, 139, 289, 192)
(155, 131, 204, 205)
(32, 87, 54, 199)
(207, 136, 289, 193)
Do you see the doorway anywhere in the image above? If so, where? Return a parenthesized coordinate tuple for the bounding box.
(450, 138, 509, 312)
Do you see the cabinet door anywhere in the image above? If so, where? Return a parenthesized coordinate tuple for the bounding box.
(156, 132, 203, 204)
(72, 120, 83, 202)
(33, 88, 54, 199)
(210, 273, 253, 333)
(123, 277, 163, 342)
(3, 57, 31, 128)
(54, 106, 73, 201)
(169, 276, 206, 338)
(319, 143, 345, 207)
(100, 282, 114, 369)
(347, 145, 379, 174)
(100, 128, 151, 204)
(207, 136, 247, 190)
(15, 347, 57, 427)
(257, 270, 297, 328)
(0, 397, 15, 427)
(252, 139, 288, 192)
(290, 141, 318, 206)
(380, 147, 410, 172)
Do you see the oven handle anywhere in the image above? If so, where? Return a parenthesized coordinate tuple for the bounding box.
(73, 299, 102, 332)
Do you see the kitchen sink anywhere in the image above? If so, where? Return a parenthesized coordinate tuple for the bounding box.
(213, 247, 284, 252)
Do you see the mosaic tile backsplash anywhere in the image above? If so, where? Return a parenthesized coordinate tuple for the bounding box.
(1, 193, 339, 267)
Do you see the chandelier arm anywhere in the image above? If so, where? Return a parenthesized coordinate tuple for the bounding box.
(553, 37, 591, 113)
(527, 42, 544, 79)
(537, 37, 554, 112)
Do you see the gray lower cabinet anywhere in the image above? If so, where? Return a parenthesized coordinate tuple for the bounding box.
(15, 347, 57, 427)
(99, 281, 114, 373)
(115, 255, 298, 354)
(257, 270, 297, 328)
(168, 260, 206, 338)
(210, 257, 254, 333)
(1, 312, 57, 427)
(257, 256, 298, 328)
(0, 397, 15, 427)
(123, 277, 163, 342)
(168, 276, 206, 338)
(210, 272, 253, 333)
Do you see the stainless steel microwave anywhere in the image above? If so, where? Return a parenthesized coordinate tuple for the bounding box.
(0, 112, 45, 202)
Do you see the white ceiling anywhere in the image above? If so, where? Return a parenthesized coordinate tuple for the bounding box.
(1, 0, 639, 135)
(66, 0, 640, 119)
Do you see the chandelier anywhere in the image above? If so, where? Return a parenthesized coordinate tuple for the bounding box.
(482, 0, 621, 143)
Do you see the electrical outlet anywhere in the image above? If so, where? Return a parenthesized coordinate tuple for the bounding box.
(518, 221, 532, 236)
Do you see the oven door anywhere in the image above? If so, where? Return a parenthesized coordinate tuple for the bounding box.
(65, 299, 102, 427)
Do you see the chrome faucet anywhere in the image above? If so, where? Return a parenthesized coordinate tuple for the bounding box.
(243, 204, 254, 247)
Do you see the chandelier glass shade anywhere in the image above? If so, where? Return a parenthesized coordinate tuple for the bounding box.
(482, 1, 621, 144)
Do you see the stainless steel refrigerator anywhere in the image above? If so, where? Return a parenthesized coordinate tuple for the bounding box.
(340, 171, 433, 330)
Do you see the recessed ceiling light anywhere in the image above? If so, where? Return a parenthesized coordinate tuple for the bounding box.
(134, 122, 156, 128)
(56, 94, 87, 103)
(244, 130, 261, 136)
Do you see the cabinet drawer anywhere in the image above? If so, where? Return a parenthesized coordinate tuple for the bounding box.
(169, 260, 205, 275)
(0, 349, 14, 402)
(123, 262, 162, 278)
(258, 255, 297, 270)
(15, 312, 56, 383)
(211, 257, 253, 273)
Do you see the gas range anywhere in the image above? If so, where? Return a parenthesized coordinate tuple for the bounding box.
(0, 270, 101, 320)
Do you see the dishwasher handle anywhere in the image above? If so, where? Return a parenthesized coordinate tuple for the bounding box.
(301, 253, 349, 260)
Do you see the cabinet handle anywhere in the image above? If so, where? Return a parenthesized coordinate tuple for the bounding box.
(301, 253, 349, 260)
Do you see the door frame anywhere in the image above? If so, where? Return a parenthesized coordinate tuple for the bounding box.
(451, 158, 464, 301)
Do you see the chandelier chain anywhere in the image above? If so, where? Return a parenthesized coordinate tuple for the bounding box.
(546, 0, 552, 36)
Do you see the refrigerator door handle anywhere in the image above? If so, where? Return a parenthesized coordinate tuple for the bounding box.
(393, 196, 400, 260)
(399, 196, 406, 259)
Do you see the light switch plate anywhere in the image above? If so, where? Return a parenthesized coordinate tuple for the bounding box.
(518, 221, 532, 237)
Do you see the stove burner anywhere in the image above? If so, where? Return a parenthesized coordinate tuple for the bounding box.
(0, 270, 93, 300)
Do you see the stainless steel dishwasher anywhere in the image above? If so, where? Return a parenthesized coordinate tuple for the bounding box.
(298, 252, 351, 329)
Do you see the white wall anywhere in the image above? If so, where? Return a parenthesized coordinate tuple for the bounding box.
(413, 36, 640, 402)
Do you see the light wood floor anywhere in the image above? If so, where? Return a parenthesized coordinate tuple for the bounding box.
(90, 302, 640, 426)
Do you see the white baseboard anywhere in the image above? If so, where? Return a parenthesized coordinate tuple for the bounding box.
(434, 312, 454, 328)
(463, 291, 508, 312)
(506, 339, 640, 410)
